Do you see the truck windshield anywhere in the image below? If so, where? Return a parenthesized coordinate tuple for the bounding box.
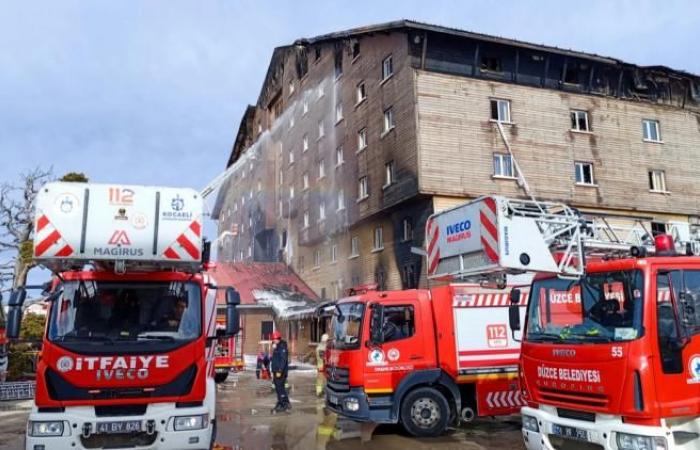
(48, 281, 201, 342)
(331, 302, 364, 349)
(526, 270, 644, 343)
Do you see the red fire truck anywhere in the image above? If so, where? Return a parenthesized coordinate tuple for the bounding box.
(325, 282, 528, 437)
(214, 317, 244, 383)
(5, 182, 240, 450)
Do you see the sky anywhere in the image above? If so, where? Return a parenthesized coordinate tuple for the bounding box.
(0, 0, 698, 281)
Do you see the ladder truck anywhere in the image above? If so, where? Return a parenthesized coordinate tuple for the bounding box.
(5, 182, 241, 450)
(425, 194, 700, 450)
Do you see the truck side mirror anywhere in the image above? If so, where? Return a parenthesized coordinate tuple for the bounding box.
(225, 287, 241, 336)
(6, 288, 27, 340)
(510, 288, 521, 305)
(508, 304, 521, 332)
(368, 304, 385, 345)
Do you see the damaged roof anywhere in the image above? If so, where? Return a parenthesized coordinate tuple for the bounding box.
(208, 262, 320, 319)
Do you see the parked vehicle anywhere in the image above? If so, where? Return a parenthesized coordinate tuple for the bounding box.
(5, 182, 240, 450)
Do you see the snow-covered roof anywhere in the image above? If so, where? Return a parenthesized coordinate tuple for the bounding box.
(251, 288, 317, 320)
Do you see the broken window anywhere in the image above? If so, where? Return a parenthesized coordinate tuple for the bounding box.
(643, 119, 661, 142)
(382, 108, 395, 134)
(357, 128, 368, 151)
(651, 222, 667, 237)
(490, 99, 511, 123)
(374, 269, 386, 291)
(570, 110, 590, 132)
(493, 153, 516, 178)
(373, 226, 384, 250)
(356, 81, 367, 104)
(350, 236, 359, 257)
(649, 170, 667, 192)
(402, 218, 414, 242)
(563, 62, 587, 84)
(382, 55, 393, 80)
(358, 176, 369, 199)
(384, 161, 395, 187)
(334, 47, 343, 79)
(351, 40, 360, 60)
(574, 162, 595, 185)
(403, 265, 418, 289)
(314, 47, 322, 61)
(481, 56, 502, 72)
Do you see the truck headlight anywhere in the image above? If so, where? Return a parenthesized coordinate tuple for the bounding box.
(521, 415, 539, 433)
(616, 432, 667, 450)
(28, 421, 64, 437)
(173, 414, 209, 431)
(343, 397, 360, 412)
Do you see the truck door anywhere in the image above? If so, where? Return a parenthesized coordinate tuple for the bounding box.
(653, 269, 700, 417)
(364, 301, 425, 394)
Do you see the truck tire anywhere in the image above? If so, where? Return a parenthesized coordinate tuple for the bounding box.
(400, 387, 450, 437)
(214, 372, 229, 384)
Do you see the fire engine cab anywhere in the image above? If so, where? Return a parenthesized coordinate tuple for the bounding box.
(5, 182, 241, 450)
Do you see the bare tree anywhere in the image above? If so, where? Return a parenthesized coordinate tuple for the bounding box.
(0, 167, 53, 290)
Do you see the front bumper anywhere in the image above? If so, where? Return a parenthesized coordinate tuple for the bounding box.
(325, 387, 395, 424)
(521, 405, 674, 450)
(25, 402, 213, 450)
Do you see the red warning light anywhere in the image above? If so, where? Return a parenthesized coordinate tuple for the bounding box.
(654, 235, 676, 256)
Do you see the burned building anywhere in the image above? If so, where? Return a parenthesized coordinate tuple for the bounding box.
(212, 20, 700, 299)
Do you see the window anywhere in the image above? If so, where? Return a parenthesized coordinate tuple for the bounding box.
(493, 153, 516, 178)
(278, 170, 283, 184)
(402, 264, 418, 289)
(350, 236, 359, 257)
(651, 222, 667, 237)
(234, 202, 238, 212)
(334, 48, 342, 79)
(298, 255, 305, 272)
(314, 250, 321, 267)
(303, 99, 309, 115)
(261, 321, 274, 341)
(331, 244, 338, 263)
(335, 146, 344, 166)
(317, 84, 324, 99)
(303, 211, 310, 228)
(289, 185, 295, 199)
(289, 115, 295, 129)
(303, 135, 309, 152)
(481, 56, 502, 72)
(319, 202, 326, 221)
(570, 110, 590, 132)
(358, 176, 369, 200)
(375, 269, 386, 291)
(351, 40, 360, 59)
(357, 128, 367, 151)
(318, 159, 325, 179)
(373, 226, 383, 250)
(288, 80, 295, 95)
(247, 245, 252, 257)
(314, 47, 321, 61)
(382, 108, 395, 135)
(289, 148, 295, 165)
(303, 173, 309, 190)
(402, 218, 414, 242)
(373, 306, 415, 343)
(384, 161, 395, 187)
(382, 55, 393, 80)
(241, 196, 245, 205)
(643, 119, 661, 142)
(490, 99, 511, 123)
(335, 102, 343, 123)
(574, 162, 595, 185)
(649, 170, 667, 192)
(278, 200, 282, 216)
(337, 189, 345, 211)
(356, 81, 366, 104)
(318, 120, 325, 139)
(257, 181, 261, 192)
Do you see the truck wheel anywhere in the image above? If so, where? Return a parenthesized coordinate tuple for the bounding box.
(400, 387, 450, 437)
(214, 372, 229, 384)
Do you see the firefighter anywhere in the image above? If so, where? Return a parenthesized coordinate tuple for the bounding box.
(315, 333, 329, 396)
(270, 331, 290, 412)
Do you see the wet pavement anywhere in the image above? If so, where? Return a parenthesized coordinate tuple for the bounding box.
(0, 371, 525, 450)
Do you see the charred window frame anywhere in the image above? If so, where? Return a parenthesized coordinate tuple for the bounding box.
(351, 40, 360, 61)
(334, 46, 343, 79)
(402, 218, 414, 242)
(480, 56, 502, 72)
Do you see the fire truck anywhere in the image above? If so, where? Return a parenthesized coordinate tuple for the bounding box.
(422, 194, 700, 450)
(213, 317, 244, 383)
(5, 182, 241, 450)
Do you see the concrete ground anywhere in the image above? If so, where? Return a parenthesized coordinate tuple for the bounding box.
(0, 371, 525, 450)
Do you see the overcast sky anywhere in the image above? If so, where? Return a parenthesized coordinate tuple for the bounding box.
(1, 0, 698, 243)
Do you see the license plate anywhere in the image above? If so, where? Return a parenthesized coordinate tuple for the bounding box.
(96, 420, 142, 434)
(328, 394, 339, 405)
(552, 423, 589, 442)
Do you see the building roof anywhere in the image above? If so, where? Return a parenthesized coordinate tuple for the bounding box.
(208, 262, 320, 319)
